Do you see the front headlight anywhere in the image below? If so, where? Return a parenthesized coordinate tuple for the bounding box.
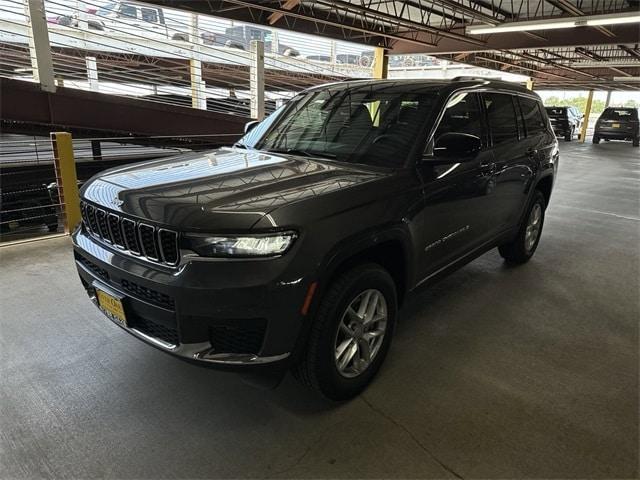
(183, 231, 297, 258)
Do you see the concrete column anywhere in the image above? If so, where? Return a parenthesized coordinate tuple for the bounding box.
(76, 0, 88, 30)
(85, 56, 99, 92)
(526, 79, 534, 90)
(250, 40, 265, 120)
(605, 91, 612, 108)
(25, 0, 56, 92)
(330, 41, 337, 65)
(189, 14, 206, 110)
(270, 31, 279, 55)
(580, 90, 594, 143)
(373, 47, 388, 79)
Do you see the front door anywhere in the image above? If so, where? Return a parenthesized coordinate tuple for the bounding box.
(417, 91, 496, 277)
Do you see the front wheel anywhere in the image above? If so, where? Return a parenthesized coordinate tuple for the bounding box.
(593, 135, 601, 144)
(293, 264, 397, 400)
(498, 191, 546, 265)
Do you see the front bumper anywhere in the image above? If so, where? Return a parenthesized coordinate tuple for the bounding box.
(73, 228, 311, 369)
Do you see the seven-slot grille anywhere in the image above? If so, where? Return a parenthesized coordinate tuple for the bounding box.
(80, 201, 179, 266)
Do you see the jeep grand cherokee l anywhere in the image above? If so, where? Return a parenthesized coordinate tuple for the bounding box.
(73, 79, 558, 400)
(593, 107, 640, 147)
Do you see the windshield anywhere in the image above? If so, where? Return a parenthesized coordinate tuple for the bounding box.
(254, 86, 438, 167)
(97, 3, 116, 16)
(600, 108, 638, 121)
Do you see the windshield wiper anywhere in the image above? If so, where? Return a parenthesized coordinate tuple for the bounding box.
(266, 148, 336, 159)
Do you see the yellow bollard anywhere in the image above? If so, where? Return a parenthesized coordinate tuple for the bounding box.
(580, 90, 594, 143)
(51, 132, 81, 233)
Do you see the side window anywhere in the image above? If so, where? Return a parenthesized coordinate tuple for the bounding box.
(434, 92, 483, 141)
(519, 97, 546, 136)
(119, 4, 137, 18)
(483, 93, 518, 145)
(141, 8, 158, 23)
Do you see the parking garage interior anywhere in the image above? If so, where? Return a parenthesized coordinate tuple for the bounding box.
(1, 0, 639, 478)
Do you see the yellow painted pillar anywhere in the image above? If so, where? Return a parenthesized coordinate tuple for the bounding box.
(51, 132, 81, 233)
(373, 47, 388, 79)
(580, 90, 594, 143)
(526, 79, 534, 90)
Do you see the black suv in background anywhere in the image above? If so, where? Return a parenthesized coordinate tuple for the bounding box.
(73, 79, 558, 400)
(545, 106, 583, 141)
(593, 107, 639, 147)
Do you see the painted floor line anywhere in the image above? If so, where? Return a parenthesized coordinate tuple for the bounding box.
(550, 204, 640, 222)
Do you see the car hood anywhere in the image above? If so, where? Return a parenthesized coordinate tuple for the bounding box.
(81, 147, 386, 231)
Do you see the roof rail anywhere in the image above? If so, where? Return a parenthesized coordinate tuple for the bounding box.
(451, 76, 492, 82)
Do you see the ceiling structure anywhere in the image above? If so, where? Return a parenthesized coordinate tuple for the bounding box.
(150, 0, 640, 89)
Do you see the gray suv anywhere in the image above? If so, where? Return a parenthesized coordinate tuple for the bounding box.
(74, 78, 558, 399)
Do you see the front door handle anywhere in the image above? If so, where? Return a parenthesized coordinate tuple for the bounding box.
(527, 148, 539, 157)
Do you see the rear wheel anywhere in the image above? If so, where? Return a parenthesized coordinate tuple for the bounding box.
(633, 137, 639, 147)
(498, 191, 545, 265)
(293, 264, 397, 400)
(593, 135, 601, 144)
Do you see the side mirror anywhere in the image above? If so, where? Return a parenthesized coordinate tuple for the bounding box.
(244, 120, 260, 134)
(432, 132, 481, 159)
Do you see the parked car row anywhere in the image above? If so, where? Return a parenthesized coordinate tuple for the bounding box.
(545, 105, 639, 147)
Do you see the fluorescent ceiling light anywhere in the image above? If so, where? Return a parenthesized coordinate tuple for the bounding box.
(467, 11, 640, 35)
(614, 76, 640, 82)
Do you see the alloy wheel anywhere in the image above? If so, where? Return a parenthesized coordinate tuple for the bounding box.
(525, 203, 542, 252)
(334, 289, 388, 378)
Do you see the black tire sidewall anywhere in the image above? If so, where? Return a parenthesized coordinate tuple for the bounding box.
(315, 266, 397, 400)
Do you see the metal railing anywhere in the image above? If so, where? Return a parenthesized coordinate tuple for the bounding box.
(0, 131, 241, 243)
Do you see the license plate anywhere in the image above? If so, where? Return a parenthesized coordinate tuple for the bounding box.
(612, 123, 620, 128)
(96, 289, 127, 326)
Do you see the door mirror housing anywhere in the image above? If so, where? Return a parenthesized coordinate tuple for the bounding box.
(244, 120, 260, 134)
(427, 132, 481, 160)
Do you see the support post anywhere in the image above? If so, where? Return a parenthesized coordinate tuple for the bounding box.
(76, 0, 88, 30)
(330, 41, 337, 65)
(91, 140, 102, 161)
(25, 0, 56, 92)
(373, 47, 388, 79)
(580, 90, 594, 143)
(189, 14, 206, 110)
(270, 30, 279, 55)
(86, 56, 99, 92)
(250, 40, 265, 120)
(526, 79, 534, 90)
(51, 132, 81, 233)
(605, 90, 612, 108)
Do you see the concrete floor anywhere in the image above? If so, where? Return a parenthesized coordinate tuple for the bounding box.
(1, 142, 638, 479)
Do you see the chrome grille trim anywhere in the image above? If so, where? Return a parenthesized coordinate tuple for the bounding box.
(80, 201, 179, 267)
(138, 223, 160, 261)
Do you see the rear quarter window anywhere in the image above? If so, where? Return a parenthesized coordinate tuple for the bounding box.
(519, 97, 547, 135)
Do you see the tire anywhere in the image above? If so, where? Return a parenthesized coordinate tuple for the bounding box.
(293, 264, 397, 400)
(633, 137, 639, 147)
(593, 135, 601, 144)
(498, 190, 546, 265)
(564, 127, 573, 142)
